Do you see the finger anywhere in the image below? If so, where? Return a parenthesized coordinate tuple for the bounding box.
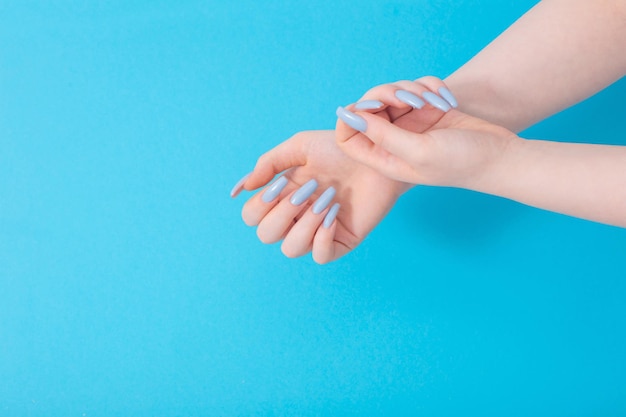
(335, 80, 422, 145)
(357, 111, 427, 158)
(347, 77, 456, 114)
(336, 110, 425, 180)
(414, 76, 458, 109)
(347, 79, 455, 125)
(312, 203, 349, 264)
(353, 82, 413, 111)
(335, 107, 398, 176)
(230, 172, 252, 198)
(335, 104, 391, 148)
(241, 175, 297, 226)
(347, 80, 423, 122)
(311, 221, 338, 264)
(281, 186, 336, 258)
(255, 179, 319, 244)
(375, 79, 452, 113)
(335, 77, 455, 159)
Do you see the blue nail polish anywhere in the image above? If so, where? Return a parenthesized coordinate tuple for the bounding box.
(323, 203, 340, 228)
(262, 176, 288, 203)
(422, 91, 452, 112)
(290, 179, 318, 206)
(354, 100, 384, 110)
(438, 87, 458, 108)
(336, 106, 367, 132)
(230, 172, 251, 197)
(312, 186, 336, 214)
(395, 90, 425, 109)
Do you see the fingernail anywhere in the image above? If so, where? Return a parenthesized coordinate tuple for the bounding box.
(438, 87, 458, 108)
(354, 100, 384, 110)
(323, 203, 340, 228)
(230, 172, 251, 197)
(336, 106, 367, 132)
(312, 186, 336, 214)
(422, 91, 452, 112)
(261, 175, 288, 203)
(395, 90, 425, 109)
(290, 179, 318, 206)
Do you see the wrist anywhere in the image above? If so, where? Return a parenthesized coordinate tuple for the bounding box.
(443, 73, 495, 120)
(444, 72, 531, 133)
(464, 132, 526, 196)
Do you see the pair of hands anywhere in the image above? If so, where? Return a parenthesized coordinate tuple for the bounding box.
(231, 77, 518, 264)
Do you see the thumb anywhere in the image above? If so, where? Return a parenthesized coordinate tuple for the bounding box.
(244, 134, 308, 191)
(336, 106, 425, 166)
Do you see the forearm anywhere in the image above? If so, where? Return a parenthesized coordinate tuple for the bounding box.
(445, 0, 626, 133)
(475, 137, 626, 227)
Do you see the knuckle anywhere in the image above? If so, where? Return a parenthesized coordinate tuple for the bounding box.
(394, 80, 415, 91)
(418, 75, 441, 83)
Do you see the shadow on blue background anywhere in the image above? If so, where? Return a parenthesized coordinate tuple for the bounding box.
(1, 1, 625, 416)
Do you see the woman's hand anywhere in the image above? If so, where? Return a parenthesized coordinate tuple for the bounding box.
(230, 77, 466, 264)
(335, 77, 519, 191)
(231, 130, 408, 264)
(336, 77, 626, 228)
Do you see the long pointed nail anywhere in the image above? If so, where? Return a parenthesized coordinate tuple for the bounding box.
(323, 203, 340, 228)
(354, 100, 384, 110)
(230, 172, 251, 197)
(336, 106, 367, 132)
(290, 179, 318, 206)
(422, 91, 452, 112)
(312, 186, 336, 214)
(261, 176, 288, 203)
(395, 90, 425, 109)
(438, 87, 458, 108)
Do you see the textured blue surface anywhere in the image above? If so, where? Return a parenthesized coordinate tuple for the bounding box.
(1, 1, 625, 415)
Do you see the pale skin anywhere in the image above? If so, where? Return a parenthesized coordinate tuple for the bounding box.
(232, 0, 626, 264)
(337, 89, 626, 228)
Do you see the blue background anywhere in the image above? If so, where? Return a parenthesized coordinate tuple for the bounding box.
(2, 0, 625, 415)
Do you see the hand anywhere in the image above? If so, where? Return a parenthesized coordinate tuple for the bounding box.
(230, 77, 512, 264)
(335, 77, 519, 190)
(230, 130, 407, 264)
(338, 78, 626, 228)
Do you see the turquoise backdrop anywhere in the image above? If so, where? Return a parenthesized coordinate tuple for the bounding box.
(2, 0, 625, 415)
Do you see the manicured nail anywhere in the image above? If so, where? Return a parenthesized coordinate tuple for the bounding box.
(290, 179, 318, 206)
(230, 172, 251, 197)
(438, 87, 458, 108)
(261, 175, 288, 203)
(323, 203, 340, 228)
(354, 100, 384, 110)
(395, 90, 425, 109)
(312, 186, 336, 214)
(422, 91, 452, 112)
(336, 106, 367, 132)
